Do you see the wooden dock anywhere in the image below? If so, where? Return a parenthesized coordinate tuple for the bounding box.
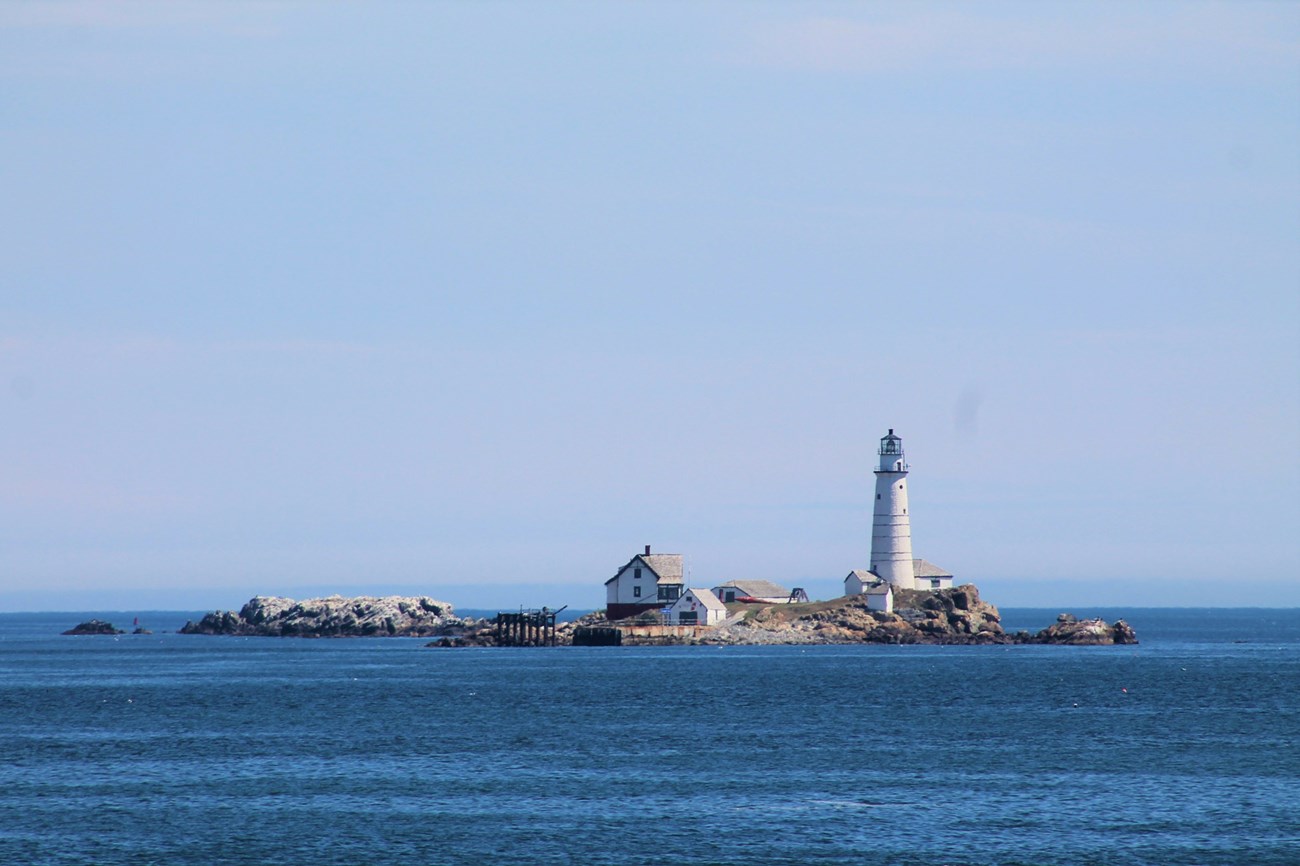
(494, 609, 559, 647)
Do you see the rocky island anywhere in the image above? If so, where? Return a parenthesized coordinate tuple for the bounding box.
(180, 595, 473, 637)
(428, 584, 1137, 647)
(179, 586, 1134, 646)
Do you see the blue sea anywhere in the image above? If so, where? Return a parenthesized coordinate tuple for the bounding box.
(1, 608, 1297, 866)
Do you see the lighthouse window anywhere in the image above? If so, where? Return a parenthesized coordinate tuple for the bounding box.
(876, 494, 881, 500)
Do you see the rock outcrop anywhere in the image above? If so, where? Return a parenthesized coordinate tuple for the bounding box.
(697, 586, 1138, 646)
(180, 595, 468, 637)
(697, 584, 1011, 645)
(1021, 612, 1138, 645)
(62, 619, 125, 635)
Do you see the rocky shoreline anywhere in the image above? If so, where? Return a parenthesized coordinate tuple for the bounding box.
(428, 584, 1137, 647)
(685, 585, 1137, 646)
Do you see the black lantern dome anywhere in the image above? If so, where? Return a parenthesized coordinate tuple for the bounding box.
(878, 428, 904, 456)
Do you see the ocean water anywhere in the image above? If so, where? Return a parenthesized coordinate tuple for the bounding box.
(1, 609, 1297, 866)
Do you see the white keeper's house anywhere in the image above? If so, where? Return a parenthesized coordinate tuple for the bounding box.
(605, 545, 684, 620)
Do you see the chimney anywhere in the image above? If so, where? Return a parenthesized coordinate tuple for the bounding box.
(644, 544, 651, 555)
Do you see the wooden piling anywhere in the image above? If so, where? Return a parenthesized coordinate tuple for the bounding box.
(493, 608, 560, 647)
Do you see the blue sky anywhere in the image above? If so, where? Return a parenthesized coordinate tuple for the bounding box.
(2, 1, 1297, 611)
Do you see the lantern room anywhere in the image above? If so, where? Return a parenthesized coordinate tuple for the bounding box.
(876, 428, 908, 473)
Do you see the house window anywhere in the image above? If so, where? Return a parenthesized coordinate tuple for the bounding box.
(658, 585, 680, 601)
(724, 591, 735, 602)
(931, 579, 941, 589)
(679, 611, 698, 625)
(634, 567, 641, 579)
(633, 586, 641, 598)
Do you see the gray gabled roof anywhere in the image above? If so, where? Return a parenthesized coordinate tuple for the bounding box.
(682, 588, 726, 611)
(644, 554, 684, 583)
(845, 570, 890, 593)
(605, 552, 685, 585)
(912, 559, 952, 578)
(712, 579, 790, 599)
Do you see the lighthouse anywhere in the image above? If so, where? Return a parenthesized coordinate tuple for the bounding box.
(870, 429, 915, 590)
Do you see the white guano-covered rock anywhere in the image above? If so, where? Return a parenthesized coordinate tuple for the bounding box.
(181, 594, 464, 637)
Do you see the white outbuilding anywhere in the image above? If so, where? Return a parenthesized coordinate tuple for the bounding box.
(844, 569, 878, 596)
(668, 588, 727, 626)
(865, 580, 893, 613)
(912, 559, 954, 591)
(843, 571, 894, 612)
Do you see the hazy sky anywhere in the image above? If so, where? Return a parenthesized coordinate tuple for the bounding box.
(2, 1, 1297, 611)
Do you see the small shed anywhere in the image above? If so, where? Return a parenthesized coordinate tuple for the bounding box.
(711, 580, 791, 604)
(843, 569, 880, 597)
(865, 580, 893, 613)
(669, 588, 727, 626)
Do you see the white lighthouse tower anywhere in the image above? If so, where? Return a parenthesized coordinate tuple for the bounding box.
(870, 429, 915, 590)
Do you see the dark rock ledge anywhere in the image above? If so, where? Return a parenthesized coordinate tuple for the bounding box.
(62, 619, 125, 636)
